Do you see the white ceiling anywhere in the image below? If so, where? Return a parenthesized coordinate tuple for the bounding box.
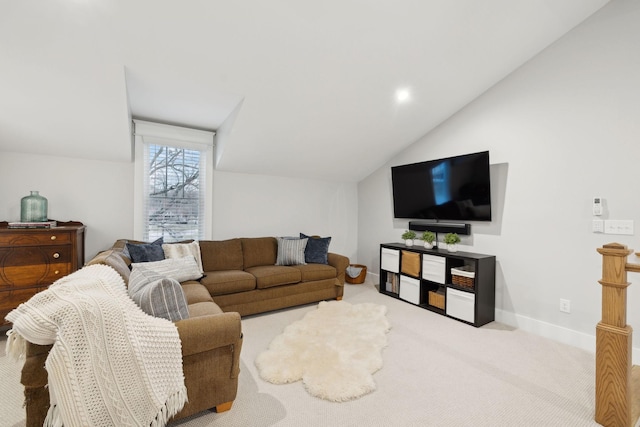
(0, 0, 609, 182)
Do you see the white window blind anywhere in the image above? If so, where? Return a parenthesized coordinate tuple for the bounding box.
(133, 120, 214, 242)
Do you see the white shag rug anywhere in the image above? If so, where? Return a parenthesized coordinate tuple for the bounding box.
(255, 300, 390, 402)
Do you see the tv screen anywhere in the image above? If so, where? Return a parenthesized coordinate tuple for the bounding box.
(391, 151, 492, 221)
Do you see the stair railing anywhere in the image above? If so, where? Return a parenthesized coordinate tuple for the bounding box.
(596, 242, 640, 427)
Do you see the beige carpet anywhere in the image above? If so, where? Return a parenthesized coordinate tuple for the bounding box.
(1, 281, 607, 426)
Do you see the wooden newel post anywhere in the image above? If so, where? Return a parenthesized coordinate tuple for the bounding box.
(596, 243, 634, 427)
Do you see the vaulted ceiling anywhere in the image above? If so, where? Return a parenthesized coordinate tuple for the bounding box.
(0, 0, 609, 182)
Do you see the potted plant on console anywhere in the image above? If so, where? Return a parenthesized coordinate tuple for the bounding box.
(444, 233, 461, 252)
(402, 230, 416, 247)
(422, 231, 436, 249)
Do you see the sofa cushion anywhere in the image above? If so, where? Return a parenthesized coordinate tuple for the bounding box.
(275, 237, 308, 266)
(131, 256, 203, 282)
(187, 301, 224, 318)
(128, 266, 190, 321)
(200, 270, 256, 296)
(163, 241, 203, 274)
(181, 282, 214, 304)
(86, 249, 131, 283)
(290, 263, 337, 282)
(245, 265, 302, 289)
(300, 233, 331, 264)
(199, 239, 244, 271)
(241, 237, 277, 268)
(125, 237, 165, 263)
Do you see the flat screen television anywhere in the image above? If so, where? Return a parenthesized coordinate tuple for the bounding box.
(391, 151, 492, 221)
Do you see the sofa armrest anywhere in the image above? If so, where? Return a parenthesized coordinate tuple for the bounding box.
(174, 312, 242, 357)
(327, 253, 350, 285)
(21, 343, 52, 388)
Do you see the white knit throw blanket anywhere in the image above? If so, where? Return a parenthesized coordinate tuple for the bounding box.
(5, 264, 188, 427)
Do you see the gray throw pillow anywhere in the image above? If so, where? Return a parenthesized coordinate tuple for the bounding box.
(276, 237, 308, 266)
(300, 233, 331, 264)
(128, 266, 189, 321)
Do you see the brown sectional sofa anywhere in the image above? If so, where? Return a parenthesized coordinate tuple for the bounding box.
(18, 236, 349, 426)
(196, 237, 349, 315)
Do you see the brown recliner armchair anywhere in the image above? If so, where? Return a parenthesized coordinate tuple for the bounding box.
(19, 245, 243, 426)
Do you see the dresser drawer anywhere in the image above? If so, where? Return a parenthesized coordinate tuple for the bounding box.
(0, 262, 70, 288)
(0, 245, 71, 264)
(0, 246, 72, 287)
(0, 230, 72, 246)
(0, 224, 84, 324)
(1, 286, 48, 323)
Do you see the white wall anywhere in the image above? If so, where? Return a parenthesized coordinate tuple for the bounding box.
(0, 151, 134, 259)
(212, 170, 358, 260)
(0, 152, 358, 262)
(358, 0, 640, 359)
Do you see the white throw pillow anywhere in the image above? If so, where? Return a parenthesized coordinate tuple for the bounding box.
(131, 256, 203, 282)
(162, 241, 203, 274)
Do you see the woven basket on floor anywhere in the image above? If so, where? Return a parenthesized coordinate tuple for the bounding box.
(346, 264, 367, 284)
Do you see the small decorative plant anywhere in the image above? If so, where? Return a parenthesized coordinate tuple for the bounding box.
(402, 230, 416, 246)
(443, 233, 461, 245)
(401, 230, 416, 240)
(421, 231, 435, 244)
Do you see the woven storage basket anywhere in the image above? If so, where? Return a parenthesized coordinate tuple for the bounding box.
(428, 291, 445, 310)
(346, 264, 367, 284)
(451, 266, 475, 289)
(401, 251, 421, 277)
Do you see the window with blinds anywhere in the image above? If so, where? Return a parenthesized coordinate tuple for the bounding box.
(144, 144, 205, 241)
(133, 120, 214, 242)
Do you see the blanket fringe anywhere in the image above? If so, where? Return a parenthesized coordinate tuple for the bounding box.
(5, 329, 27, 362)
(44, 404, 64, 427)
(152, 387, 188, 427)
(40, 386, 187, 427)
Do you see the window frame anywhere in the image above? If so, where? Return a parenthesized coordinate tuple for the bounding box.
(133, 119, 214, 242)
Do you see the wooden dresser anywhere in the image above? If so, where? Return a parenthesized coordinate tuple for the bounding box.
(0, 223, 85, 324)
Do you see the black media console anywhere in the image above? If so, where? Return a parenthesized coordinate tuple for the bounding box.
(379, 243, 496, 327)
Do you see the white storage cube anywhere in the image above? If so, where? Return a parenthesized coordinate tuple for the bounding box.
(400, 275, 420, 305)
(381, 248, 400, 273)
(422, 254, 445, 284)
(446, 288, 475, 323)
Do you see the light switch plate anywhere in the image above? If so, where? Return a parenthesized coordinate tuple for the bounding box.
(604, 220, 634, 235)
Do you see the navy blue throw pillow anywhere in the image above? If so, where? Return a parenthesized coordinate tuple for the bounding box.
(126, 237, 165, 263)
(300, 233, 331, 264)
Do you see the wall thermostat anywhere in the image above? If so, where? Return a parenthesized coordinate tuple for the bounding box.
(593, 197, 603, 216)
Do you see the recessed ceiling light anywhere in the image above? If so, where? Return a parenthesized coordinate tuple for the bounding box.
(395, 88, 411, 103)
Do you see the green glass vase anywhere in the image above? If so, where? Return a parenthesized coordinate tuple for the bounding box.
(20, 191, 48, 222)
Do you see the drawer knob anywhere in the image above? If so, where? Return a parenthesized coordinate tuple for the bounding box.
(53, 252, 60, 259)
(54, 270, 60, 275)
(50, 235, 57, 240)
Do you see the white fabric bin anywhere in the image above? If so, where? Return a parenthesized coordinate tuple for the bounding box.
(381, 248, 400, 273)
(422, 254, 445, 284)
(399, 275, 420, 305)
(446, 288, 475, 323)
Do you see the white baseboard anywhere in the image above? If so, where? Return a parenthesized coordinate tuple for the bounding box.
(496, 309, 640, 365)
(496, 309, 595, 351)
(369, 272, 640, 364)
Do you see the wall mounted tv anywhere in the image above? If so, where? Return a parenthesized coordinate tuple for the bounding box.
(391, 151, 492, 221)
